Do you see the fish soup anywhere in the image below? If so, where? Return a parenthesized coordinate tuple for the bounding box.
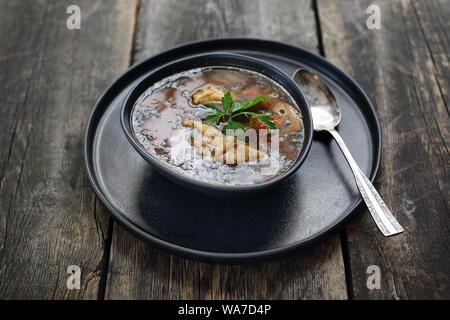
(131, 67, 304, 185)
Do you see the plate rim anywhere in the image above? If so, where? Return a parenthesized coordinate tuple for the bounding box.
(84, 38, 381, 263)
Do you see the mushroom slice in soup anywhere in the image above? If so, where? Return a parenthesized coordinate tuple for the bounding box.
(192, 86, 238, 105)
(181, 119, 265, 164)
(258, 100, 302, 134)
(192, 86, 226, 104)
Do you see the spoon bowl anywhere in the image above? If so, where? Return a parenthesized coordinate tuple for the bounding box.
(293, 69, 341, 131)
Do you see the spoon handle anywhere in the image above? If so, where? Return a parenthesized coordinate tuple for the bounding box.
(328, 128, 404, 236)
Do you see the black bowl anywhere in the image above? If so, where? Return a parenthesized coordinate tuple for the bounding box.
(121, 53, 313, 196)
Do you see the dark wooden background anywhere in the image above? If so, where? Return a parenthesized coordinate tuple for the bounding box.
(0, 0, 448, 299)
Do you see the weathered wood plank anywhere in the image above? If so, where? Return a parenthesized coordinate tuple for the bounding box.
(0, 0, 136, 299)
(105, 0, 347, 300)
(412, 0, 449, 108)
(318, 0, 449, 299)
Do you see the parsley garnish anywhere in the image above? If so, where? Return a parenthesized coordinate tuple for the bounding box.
(201, 92, 275, 140)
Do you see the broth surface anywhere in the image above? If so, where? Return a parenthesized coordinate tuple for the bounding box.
(131, 67, 304, 185)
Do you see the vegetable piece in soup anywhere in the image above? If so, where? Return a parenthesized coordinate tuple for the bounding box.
(131, 67, 304, 185)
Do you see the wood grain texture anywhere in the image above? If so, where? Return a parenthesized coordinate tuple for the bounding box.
(318, 0, 449, 299)
(105, 0, 348, 300)
(0, 0, 136, 299)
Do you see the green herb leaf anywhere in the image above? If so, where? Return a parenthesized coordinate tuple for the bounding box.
(221, 92, 233, 114)
(204, 102, 223, 114)
(223, 119, 246, 141)
(202, 113, 223, 125)
(255, 114, 276, 129)
(237, 95, 270, 112)
(223, 119, 245, 131)
(201, 102, 224, 125)
(230, 99, 249, 113)
(232, 111, 276, 130)
(200, 92, 274, 136)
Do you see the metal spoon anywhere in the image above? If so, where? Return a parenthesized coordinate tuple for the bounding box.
(293, 69, 403, 236)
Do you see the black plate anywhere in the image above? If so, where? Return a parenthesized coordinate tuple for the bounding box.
(84, 39, 381, 263)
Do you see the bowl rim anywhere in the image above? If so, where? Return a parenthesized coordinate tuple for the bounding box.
(120, 52, 313, 193)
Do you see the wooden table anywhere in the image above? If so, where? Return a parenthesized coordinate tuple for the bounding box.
(0, 0, 448, 300)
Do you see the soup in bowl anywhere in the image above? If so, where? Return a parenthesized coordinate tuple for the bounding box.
(121, 54, 312, 195)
